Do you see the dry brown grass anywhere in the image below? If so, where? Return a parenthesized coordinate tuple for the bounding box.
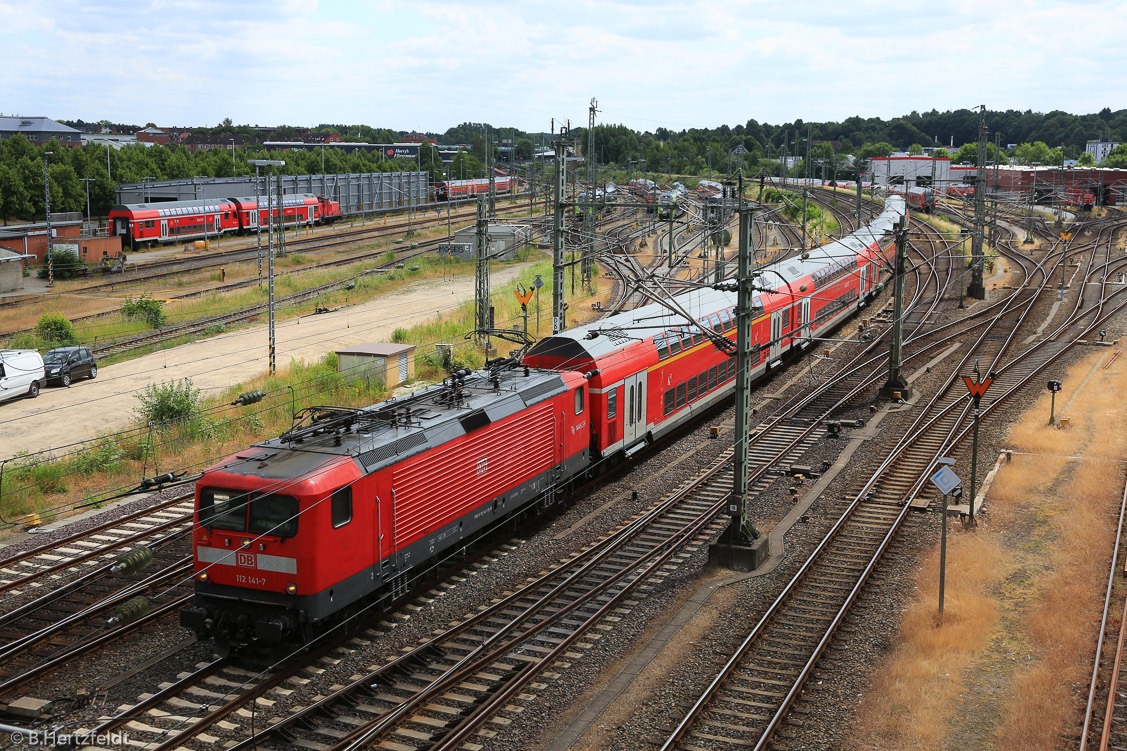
(847, 345, 1127, 751)
(851, 531, 1009, 750)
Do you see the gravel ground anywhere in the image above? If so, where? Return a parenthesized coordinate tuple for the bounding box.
(11, 235, 1122, 751)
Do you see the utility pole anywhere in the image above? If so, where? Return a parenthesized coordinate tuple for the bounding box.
(583, 98, 598, 292)
(552, 125, 568, 334)
(709, 172, 768, 572)
(801, 187, 808, 250)
(43, 152, 53, 287)
(250, 159, 285, 374)
(254, 165, 263, 286)
(880, 215, 912, 399)
(474, 197, 490, 345)
(856, 158, 864, 228)
(968, 106, 988, 299)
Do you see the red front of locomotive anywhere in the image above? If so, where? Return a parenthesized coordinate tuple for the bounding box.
(183, 449, 367, 645)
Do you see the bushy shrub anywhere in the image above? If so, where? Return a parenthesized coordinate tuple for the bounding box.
(202, 323, 227, 336)
(35, 312, 78, 346)
(37, 247, 85, 280)
(133, 378, 202, 425)
(121, 294, 167, 329)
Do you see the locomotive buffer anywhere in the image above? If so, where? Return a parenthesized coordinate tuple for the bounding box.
(709, 189, 770, 571)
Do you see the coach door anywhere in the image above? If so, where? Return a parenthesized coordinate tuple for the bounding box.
(623, 372, 646, 445)
(859, 264, 868, 297)
(160, 220, 167, 239)
(769, 309, 784, 362)
(801, 298, 812, 342)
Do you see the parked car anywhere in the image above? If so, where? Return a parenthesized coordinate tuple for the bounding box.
(0, 349, 46, 403)
(43, 346, 98, 387)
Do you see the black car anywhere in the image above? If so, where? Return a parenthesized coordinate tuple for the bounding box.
(43, 346, 98, 387)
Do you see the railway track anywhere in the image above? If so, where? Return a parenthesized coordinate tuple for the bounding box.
(659, 217, 1127, 751)
(1080, 475, 1127, 751)
(0, 492, 194, 600)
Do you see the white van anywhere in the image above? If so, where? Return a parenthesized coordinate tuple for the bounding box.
(0, 349, 45, 403)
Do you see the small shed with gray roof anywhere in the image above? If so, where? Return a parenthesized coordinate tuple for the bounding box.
(336, 343, 417, 390)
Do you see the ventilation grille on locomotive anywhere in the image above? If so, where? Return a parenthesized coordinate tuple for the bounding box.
(358, 432, 429, 471)
(519, 376, 565, 405)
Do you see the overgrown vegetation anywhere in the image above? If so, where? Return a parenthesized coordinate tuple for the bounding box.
(121, 294, 168, 329)
(133, 378, 202, 424)
(33, 312, 78, 347)
(36, 247, 85, 280)
(0, 353, 390, 526)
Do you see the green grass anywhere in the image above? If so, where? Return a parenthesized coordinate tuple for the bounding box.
(0, 254, 561, 531)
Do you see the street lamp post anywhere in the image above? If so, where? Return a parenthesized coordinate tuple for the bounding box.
(230, 139, 235, 172)
(249, 159, 286, 375)
(254, 164, 263, 285)
(80, 177, 95, 227)
(43, 152, 53, 287)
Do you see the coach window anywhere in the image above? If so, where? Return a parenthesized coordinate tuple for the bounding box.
(668, 334, 682, 356)
(664, 389, 675, 416)
(687, 376, 697, 402)
(608, 389, 618, 419)
(709, 313, 723, 333)
(331, 487, 353, 529)
(675, 383, 687, 409)
(656, 334, 669, 360)
(575, 386, 585, 415)
(692, 326, 704, 346)
(680, 329, 694, 350)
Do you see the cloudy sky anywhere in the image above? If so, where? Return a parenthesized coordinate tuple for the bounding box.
(2, 0, 1122, 134)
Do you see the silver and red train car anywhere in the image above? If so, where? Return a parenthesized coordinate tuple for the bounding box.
(434, 176, 517, 200)
(110, 194, 342, 246)
(181, 196, 906, 649)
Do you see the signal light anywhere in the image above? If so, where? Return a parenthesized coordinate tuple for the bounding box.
(286, 583, 297, 595)
(198, 571, 209, 582)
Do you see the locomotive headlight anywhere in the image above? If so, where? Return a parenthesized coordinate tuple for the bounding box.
(198, 571, 209, 582)
(286, 583, 297, 595)
(241, 538, 251, 547)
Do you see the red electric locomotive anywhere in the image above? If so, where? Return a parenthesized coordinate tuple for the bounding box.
(181, 365, 589, 648)
(183, 196, 905, 650)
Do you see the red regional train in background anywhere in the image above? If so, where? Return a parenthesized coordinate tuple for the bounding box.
(180, 196, 907, 650)
(110, 194, 342, 247)
(433, 175, 517, 200)
(886, 185, 935, 212)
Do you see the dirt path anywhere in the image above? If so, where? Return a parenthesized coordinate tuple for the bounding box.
(0, 265, 530, 462)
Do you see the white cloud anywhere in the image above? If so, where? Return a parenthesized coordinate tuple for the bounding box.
(1, 0, 1123, 132)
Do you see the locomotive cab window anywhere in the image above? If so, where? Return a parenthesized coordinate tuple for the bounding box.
(607, 389, 618, 419)
(575, 386, 585, 415)
(199, 488, 249, 532)
(331, 487, 353, 529)
(248, 494, 299, 538)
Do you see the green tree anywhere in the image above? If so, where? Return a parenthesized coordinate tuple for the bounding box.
(1103, 143, 1127, 168)
(1077, 150, 1095, 166)
(907, 143, 925, 155)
